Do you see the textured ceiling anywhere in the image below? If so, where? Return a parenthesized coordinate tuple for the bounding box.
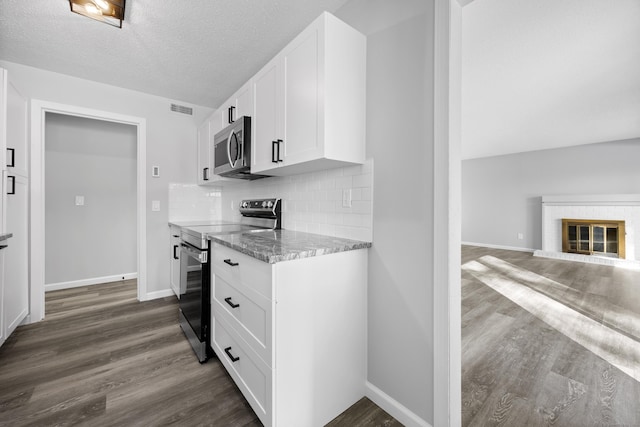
(462, 0, 640, 159)
(0, 0, 349, 108)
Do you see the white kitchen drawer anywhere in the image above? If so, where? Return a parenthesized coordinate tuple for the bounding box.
(211, 242, 272, 299)
(213, 315, 272, 426)
(213, 275, 273, 366)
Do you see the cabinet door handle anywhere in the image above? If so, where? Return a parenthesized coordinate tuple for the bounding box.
(173, 245, 179, 260)
(203, 167, 209, 181)
(271, 140, 278, 163)
(224, 346, 240, 362)
(276, 139, 283, 162)
(7, 176, 15, 195)
(228, 106, 236, 124)
(223, 259, 239, 267)
(224, 297, 240, 309)
(7, 148, 15, 168)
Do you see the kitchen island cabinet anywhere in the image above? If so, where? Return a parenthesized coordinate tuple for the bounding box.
(209, 231, 369, 427)
(251, 12, 366, 176)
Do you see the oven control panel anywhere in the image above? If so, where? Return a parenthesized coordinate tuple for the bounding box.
(239, 198, 280, 215)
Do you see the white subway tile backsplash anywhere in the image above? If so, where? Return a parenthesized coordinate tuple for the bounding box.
(353, 173, 372, 188)
(220, 159, 374, 242)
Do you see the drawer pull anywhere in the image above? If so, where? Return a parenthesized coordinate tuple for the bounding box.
(224, 346, 240, 362)
(224, 259, 239, 267)
(224, 297, 240, 309)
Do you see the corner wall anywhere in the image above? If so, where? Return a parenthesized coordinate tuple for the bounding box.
(336, 1, 435, 424)
(462, 138, 640, 250)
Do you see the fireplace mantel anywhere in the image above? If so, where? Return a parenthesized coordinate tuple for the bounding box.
(534, 194, 640, 267)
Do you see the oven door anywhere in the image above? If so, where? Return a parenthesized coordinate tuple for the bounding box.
(179, 241, 210, 361)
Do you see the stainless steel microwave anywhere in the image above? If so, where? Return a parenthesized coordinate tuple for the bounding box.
(213, 116, 270, 180)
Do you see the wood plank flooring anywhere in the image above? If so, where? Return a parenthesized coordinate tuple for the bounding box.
(462, 245, 640, 427)
(0, 280, 399, 426)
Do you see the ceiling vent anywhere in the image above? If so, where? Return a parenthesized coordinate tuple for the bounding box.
(170, 103, 193, 116)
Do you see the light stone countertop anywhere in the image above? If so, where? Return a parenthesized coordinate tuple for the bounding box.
(168, 220, 233, 228)
(208, 229, 371, 264)
(0, 233, 13, 242)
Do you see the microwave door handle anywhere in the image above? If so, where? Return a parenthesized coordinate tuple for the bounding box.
(227, 131, 234, 168)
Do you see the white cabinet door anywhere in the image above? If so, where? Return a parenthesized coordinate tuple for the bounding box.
(221, 81, 253, 126)
(0, 247, 5, 347)
(279, 25, 323, 166)
(3, 174, 28, 336)
(207, 108, 223, 178)
(252, 60, 281, 174)
(196, 119, 210, 184)
(169, 226, 180, 298)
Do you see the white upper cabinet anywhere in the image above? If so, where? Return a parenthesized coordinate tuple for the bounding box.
(251, 12, 366, 176)
(196, 118, 210, 184)
(220, 81, 253, 127)
(197, 108, 226, 185)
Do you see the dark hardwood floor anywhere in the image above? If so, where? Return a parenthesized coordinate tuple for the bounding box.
(462, 245, 640, 427)
(0, 280, 399, 426)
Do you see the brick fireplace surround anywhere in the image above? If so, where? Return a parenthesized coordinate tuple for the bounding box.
(534, 194, 640, 268)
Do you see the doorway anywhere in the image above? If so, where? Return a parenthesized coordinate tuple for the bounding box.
(29, 101, 147, 323)
(44, 113, 137, 290)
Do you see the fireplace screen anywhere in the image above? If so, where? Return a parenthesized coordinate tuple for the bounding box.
(562, 219, 625, 259)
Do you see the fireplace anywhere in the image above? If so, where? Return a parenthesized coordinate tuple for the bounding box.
(562, 219, 625, 259)
(534, 194, 640, 267)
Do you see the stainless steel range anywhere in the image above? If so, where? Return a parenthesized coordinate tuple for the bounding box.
(178, 198, 281, 362)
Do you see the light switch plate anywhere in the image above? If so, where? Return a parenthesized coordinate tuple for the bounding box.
(75, 195, 84, 206)
(152, 166, 160, 177)
(152, 200, 160, 211)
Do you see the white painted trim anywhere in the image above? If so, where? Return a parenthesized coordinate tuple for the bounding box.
(44, 273, 138, 292)
(542, 194, 640, 205)
(365, 382, 431, 427)
(29, 100, 147, 322)
(462, 241, 536, 253)
(533, 250, 640, 269)
(144, 289, 176, 300)
(434, 0, 462, 426)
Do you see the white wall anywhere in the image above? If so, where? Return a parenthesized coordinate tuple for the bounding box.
(336, 2, 434, 424)
(0, 60, 213, 296)
(44, 113, 136, 285)
(462, 138, 640, 250)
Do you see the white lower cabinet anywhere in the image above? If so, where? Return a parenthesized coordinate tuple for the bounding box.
(169, 225, 181, 297)
(210, 242, 367, 427)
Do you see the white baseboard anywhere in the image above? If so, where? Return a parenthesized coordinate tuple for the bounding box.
(462, 241, 535, 253)
(142, 289, 176, 301)
(45, 273, 138, 292)
(365, 381, 431, 427)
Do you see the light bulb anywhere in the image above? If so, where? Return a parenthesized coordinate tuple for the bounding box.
(94, 0, 110, 10)
(84, 3, 102, 15)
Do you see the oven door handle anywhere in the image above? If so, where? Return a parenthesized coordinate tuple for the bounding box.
(180, 243, 208, 264)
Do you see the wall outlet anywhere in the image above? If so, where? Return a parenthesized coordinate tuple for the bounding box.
(517, 233, 524, 240)
(75, 195, 84, 206)
(342, 189, 352, 208)
(152, 200, 160, 212)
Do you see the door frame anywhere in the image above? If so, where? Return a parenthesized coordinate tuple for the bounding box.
(29, 100, 147, 322)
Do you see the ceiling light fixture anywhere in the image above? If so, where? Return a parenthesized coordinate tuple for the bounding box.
(69, 0, 125, 28)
